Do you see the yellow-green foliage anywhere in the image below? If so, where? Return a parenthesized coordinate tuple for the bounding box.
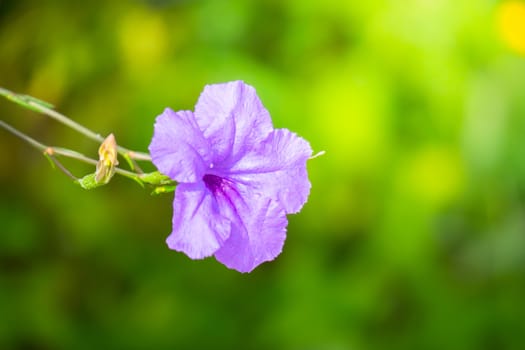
(1, 0, 525, 349)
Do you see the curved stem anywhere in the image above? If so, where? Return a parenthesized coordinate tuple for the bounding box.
(0, 119, 47, 151)
(0, 87, 152, 162)
(0, 120, 142, 181)
(36, 103, 151, 161)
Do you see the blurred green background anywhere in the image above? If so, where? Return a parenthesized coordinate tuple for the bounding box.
(1, 0, 525, 349)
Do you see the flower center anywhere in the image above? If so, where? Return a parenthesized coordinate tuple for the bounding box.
(203, 174, 240, 209)
(203, 174, 223, 193)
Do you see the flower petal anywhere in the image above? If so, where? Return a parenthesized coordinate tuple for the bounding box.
(167, 182, 231, 259)
(212, 183, 287, 273)
(228, 129, 312, 214)
(149, 108, 211, 183)
(194, 81, 273, 165)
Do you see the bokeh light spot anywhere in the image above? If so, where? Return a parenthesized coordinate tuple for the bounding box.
(403, 147, 465, 207)
(497, 1, 525, 56)
(118, 8, 168, 72)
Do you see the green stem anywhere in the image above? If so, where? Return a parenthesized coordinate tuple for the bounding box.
(0, 87, 152, 162)
(0, 120, 142, 182)
(0, 118, 47, 151)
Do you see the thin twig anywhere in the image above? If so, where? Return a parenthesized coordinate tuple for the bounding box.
(0, 87, 152, 162)
(48, 156, 78, 180)
(0, 119, 47, 151)
(0, 120, 142, 181)
(34, 103, 152, 161)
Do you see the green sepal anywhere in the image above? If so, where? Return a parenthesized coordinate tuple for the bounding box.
(151, 185, 176, 195)
(139, 171, 174, 186)
(130, 175, 145, 188)
(43, 152, 56, 169)
(76, 173, 106, 190)
(122, 153, 135, 171)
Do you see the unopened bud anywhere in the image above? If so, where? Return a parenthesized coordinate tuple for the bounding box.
(95, 134, 119, 184)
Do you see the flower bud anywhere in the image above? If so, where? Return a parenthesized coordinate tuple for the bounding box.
(95, 134, 119, 184)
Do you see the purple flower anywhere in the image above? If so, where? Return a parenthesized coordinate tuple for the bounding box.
(149, 81, 312, 272)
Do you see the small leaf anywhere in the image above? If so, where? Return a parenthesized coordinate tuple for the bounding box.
(76, 173, 106, 190)
(22, 94, 55, 109)
(6, 94, 43, 113)
(1, 89, 55, 112)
